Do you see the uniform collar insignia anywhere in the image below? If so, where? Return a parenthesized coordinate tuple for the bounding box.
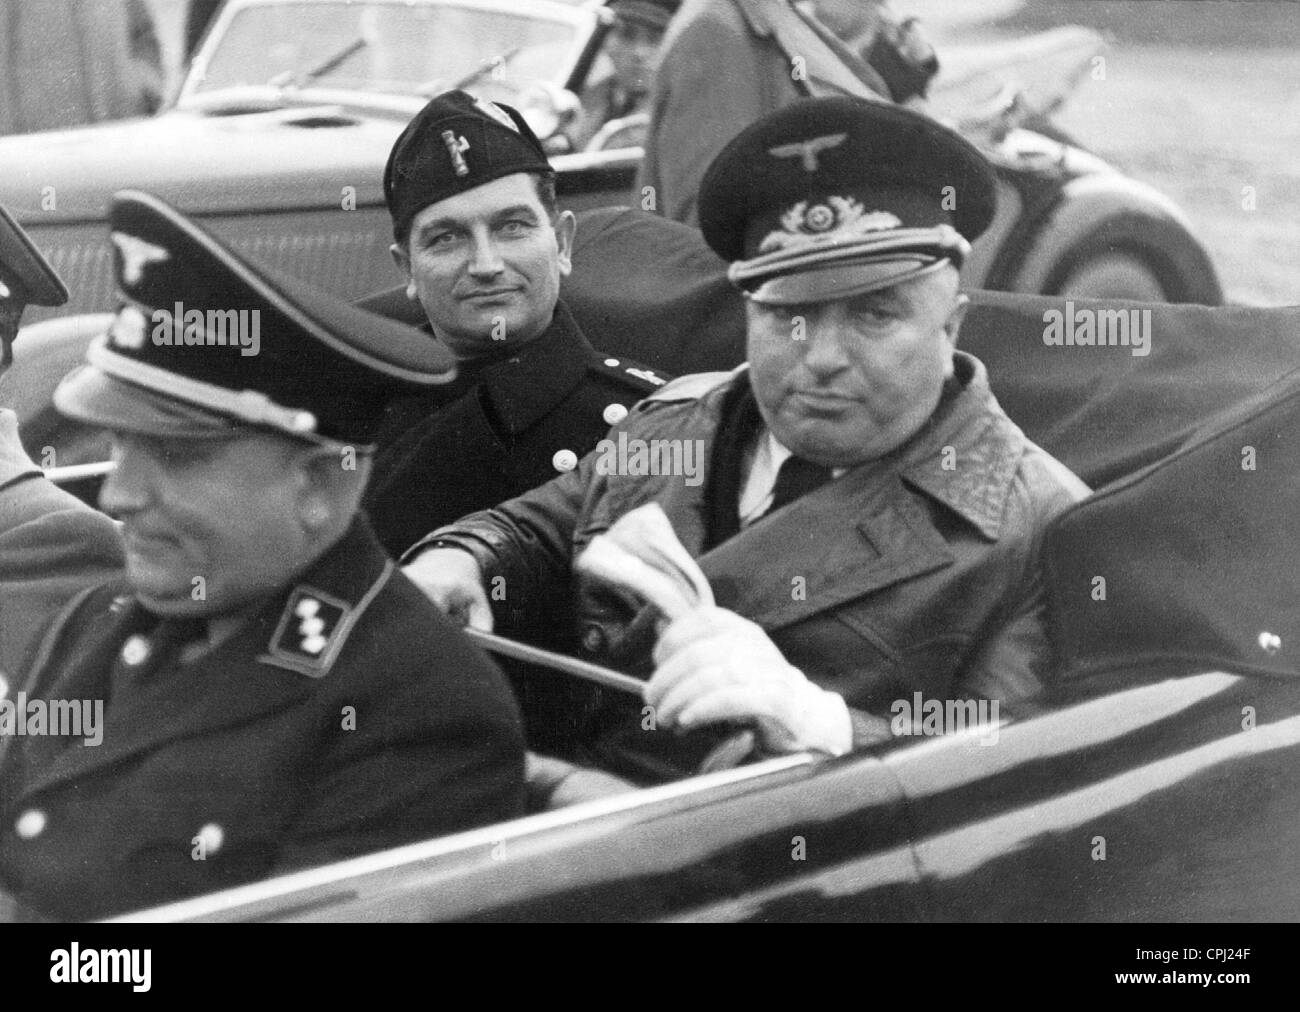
(111, 231, 170, 286)
(759, 197, 902, 254)
(767, 132, 847, 172)
(261, 554, 391, 678)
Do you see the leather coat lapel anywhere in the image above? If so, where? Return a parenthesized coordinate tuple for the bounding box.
(698, 464, 953, 630)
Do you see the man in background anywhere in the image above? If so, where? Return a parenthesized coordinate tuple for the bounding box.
(0, 205, 123, 677)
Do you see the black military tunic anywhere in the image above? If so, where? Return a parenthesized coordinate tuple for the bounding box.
(0, 519, 525, 921)
(363, 299, 670, 557)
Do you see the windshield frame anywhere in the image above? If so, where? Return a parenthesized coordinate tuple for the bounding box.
(176, 0, 598, 111)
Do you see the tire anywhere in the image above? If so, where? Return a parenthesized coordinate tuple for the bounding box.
(1054, 251, 1169, 302)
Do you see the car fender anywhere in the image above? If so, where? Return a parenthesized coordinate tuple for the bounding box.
(995, 168, 1223, 304)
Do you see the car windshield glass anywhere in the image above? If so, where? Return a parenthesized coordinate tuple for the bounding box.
(191, 1, 580, 103)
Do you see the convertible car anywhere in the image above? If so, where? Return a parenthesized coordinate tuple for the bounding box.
(0, 0, 1221, 323)
(10, 248, 1292, 921)
(74, 284, 1292, 923)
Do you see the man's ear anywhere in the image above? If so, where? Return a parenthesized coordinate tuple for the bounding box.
(294, 444, 370, 536)
(553, 210, 577, 277)
(389, 241, 417, 300)
(940, 292, 969, 380)
(943, 292, 970, 349)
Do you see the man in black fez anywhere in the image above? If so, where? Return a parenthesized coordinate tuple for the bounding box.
(0, 205, 123, 676)
(403, 98, 1089, 772)
(0, 191, 525, 921)
(363, 89, 670, 570)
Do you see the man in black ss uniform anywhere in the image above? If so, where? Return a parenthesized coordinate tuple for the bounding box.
(0, 191, 525, 921)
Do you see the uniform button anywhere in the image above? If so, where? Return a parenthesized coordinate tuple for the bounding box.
(121, 634, 150, 666)
(603, 358, 620, 367)
(602, 402, 629, 425)
(552, 449, 578, 472)
(581, 624, 606, 654)
(195, 822, 224, 855)
(14, 810, 46, 840)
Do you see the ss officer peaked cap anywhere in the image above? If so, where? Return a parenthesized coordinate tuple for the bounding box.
(698, 96, 998, 305)
(384, 89, 553, 242)
(54, 190, 456, 446)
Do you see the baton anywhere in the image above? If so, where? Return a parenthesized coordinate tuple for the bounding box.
(463, 627, 645, 697)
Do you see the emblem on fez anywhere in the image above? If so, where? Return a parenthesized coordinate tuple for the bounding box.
(759, 197, 903, 254)
(442, 130, 471, 177)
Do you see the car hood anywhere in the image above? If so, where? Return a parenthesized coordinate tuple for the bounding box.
(0, 106, 408, 223)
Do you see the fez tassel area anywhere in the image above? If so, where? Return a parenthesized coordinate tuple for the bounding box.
(49, 944, 151, 991)
(1042, 302, 1152, 357)
(0, 692, 104, 746)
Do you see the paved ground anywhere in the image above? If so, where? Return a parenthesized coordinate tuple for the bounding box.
(931, 0, 1300, 306)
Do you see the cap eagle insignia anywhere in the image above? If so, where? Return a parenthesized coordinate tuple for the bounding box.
(111, 231, 170, 286)
(767, 132, 847, 172)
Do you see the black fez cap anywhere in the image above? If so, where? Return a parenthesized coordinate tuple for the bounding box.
(384, 89, 552, 243)
(609, 0, 678, 32)
(698, 97, 997, 305)
(0, 203, 68, 313)
(54, 190, 456, 446)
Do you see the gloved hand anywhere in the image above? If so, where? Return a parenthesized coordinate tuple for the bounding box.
(646, 606, 853, 756)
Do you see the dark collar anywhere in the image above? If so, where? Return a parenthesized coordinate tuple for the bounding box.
(105, 517, 394, 681)
(898, 352, 1025, 541)
(474, 300, 596, 435)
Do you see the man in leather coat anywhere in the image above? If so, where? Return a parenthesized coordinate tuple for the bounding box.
(402, 99, 1088, 768)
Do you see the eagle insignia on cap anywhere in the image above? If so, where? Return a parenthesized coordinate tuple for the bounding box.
(441, 130, 471, 177)
(767, 132, 847, 172)
(111, 231, 170, 286)
(761, 198, 902, 253)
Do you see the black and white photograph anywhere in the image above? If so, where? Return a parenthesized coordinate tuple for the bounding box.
(0, 0, 1295, 959)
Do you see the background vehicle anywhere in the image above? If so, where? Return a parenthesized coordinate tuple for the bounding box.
(0, 0, 1221, 328)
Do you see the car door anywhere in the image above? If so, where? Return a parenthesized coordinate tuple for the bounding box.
(882, 669, 1300, 921)
(116, 750, 934, 923)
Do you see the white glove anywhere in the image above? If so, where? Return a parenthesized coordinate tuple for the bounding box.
(647, 607, 852, 756)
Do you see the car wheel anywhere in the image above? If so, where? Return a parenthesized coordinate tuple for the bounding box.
(1053, 250, 1169, 302)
